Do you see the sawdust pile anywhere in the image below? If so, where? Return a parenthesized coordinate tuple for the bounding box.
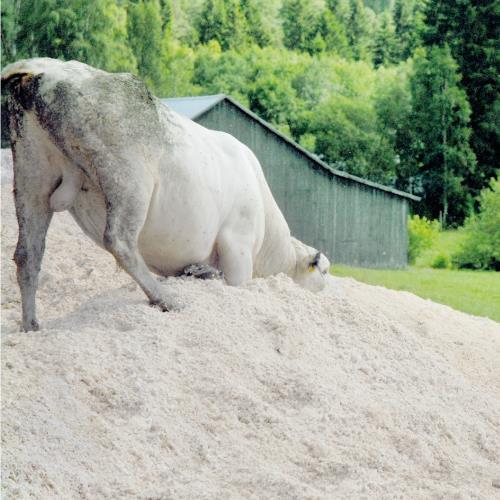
(1, 149, 499, 499)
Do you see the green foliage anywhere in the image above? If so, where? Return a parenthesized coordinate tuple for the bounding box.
(192, 42, 252, 104)
(191, 45, 408, 184)
(414, 228, 466, 268)
(1, 0, 20, 63)
(408, 215, 439, 264)
(2, 0, 496, 229)
(392, 0, 423, 61)
(346, 0, 373, 60)
(404, 46, 476, 226)
(422, 0, 499, 198)
(372, 63, 414, 189)
(196, 0, 268, 50)
(161, 41, 198, 96)
(196, 0, 230, 48)
(248, 73, 299, 129)
(364, 0, 393, 14)
(93, 2, 138, 73)
(240, 0, 272, 47)
(431, 253, 450, 269)
(317, 8, 350, 56)
(280, 0, 321, 54)
(453, 178, 500, 271)
(3, 0, 136, 72)
(305, 94, 396, 183)
(372, 11, 398, 67)
(127, 0, 170, 91)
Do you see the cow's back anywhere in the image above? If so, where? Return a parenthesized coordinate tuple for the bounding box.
(3, 59, 166, 169)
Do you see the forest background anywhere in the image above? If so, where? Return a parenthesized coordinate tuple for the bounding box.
(1, 0, 498, 230)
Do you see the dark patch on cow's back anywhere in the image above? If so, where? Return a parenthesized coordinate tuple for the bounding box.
(4, 68, 164, 159)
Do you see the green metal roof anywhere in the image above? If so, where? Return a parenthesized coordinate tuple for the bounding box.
(162, 94, 420, 202)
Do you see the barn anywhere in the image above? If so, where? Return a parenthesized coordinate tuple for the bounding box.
(163, 94, 419, 269)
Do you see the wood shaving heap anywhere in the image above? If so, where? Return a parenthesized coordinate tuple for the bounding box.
(1, 149, 499, 499)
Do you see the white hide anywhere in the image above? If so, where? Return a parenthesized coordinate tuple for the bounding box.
(3, 58, 330, 332)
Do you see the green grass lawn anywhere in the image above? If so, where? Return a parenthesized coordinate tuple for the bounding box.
(331, 265, 500, 322)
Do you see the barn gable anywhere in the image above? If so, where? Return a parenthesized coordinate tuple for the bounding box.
(162, 94, 419, 268)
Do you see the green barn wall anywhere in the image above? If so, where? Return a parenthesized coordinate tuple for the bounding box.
(197, 101, 409, 268)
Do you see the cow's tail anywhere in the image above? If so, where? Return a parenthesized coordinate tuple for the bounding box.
(1, 59, 48, 114)
(2, 59, 84, 211)
(2, 60, 48, 150)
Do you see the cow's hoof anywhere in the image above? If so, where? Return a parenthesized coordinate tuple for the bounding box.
(182, 264, 224, 280)
(149, 299, 170, 312)
(22, 319, 40, 332)
(149, 295, 183, 312)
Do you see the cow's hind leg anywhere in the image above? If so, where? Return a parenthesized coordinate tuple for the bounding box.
(98, 169, 177, 311)
(12, 149, 55, 332)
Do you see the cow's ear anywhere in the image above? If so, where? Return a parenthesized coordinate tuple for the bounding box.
(308, 252, 321, 272)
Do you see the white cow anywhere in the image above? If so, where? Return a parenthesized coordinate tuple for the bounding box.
(2, 58, 330, 332)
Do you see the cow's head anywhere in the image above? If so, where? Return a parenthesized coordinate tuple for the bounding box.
(290, 238, 330, 292)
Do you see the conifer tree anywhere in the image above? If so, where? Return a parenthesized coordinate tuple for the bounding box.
(392, 0, 422, 61)
(280, 0, 321, 54)
(372, 11, 398, 67)
(240, 0, 271, 47)
(407, 46, 477, 226)
(127, 0, 168, 90)
(422, 0, 499, 196)
(318, 7, 350, 56)
(346, 0, 372, 60)
(197, 0, 228, 47)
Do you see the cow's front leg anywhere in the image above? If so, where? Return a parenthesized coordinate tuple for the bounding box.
(216, 229, 254, 286)
(100, 178, 178, 311)
(103, 218, 177, 312)
(13, 179, 54, 332)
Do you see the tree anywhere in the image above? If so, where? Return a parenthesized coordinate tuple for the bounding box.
(303, 94, 397, 185)
(392, 0, 423, 61)
(326, 0, 351, 27)
(192, 42, 252, 104)
(406, 46, 477, 226)
(93, 2, 138, 73)
(1, 0, 21, 64)
(364, 0, 393, 13)
(196, 0, 227, 47)
(453, 177, 500, 270)
(346, 0, 372, 60)
(373, 63, 414, 189)
(372, 11, 399, 67)
(317, 8, 350, 56)
(248, 73, 299, 131)
(280, 0, 322, 54)
(127, 0, 171, 91)
(240, 0, 271, 47)
(4, 0, 136, 72)
(422, 0, 499, 198)
(160, 41, 198, 97)
(196, 0, 251, 50)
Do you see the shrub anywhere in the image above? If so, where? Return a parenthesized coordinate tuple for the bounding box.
(431, 253, 451, 269)
(408, 215, 439, 264)
(453, 178, 500, 270)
